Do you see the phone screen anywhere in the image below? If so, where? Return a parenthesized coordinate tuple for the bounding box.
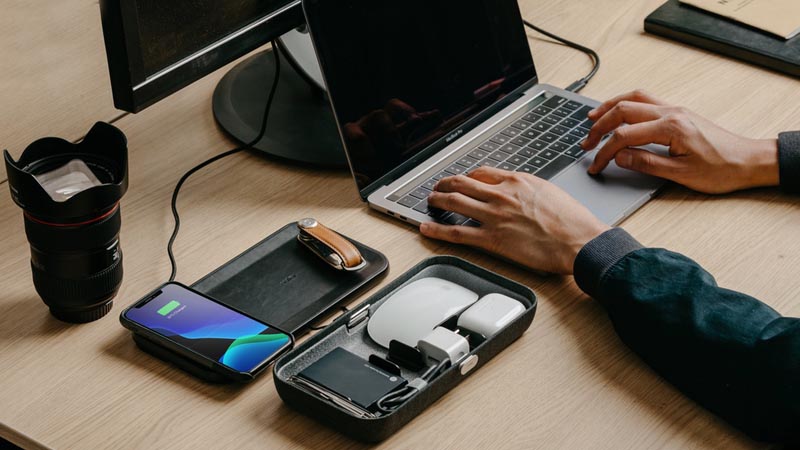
(124, 283, 291, 373)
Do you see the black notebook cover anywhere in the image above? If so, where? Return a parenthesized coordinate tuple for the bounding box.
(645, 0, 800, 78)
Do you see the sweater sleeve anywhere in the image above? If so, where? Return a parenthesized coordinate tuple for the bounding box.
(778, 131, 800, 193)
(574, 229, 800, 444)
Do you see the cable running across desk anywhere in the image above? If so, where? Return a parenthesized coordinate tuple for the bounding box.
(166, 41, 282, 282)
(523, 19, 601, 93)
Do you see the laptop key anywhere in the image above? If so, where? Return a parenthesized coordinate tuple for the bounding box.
(529, 157, 548, 168)
(542, 115, 561, 126)
(468, 149, 489, 160)
(463, 219, 481, 228)
(444, 213, 470, 225)
(432, 171, 451, 181)
(553, 107, 572, 117)
(480, 141, 500, 152)
(409, 187, 431, 199)
(570, 127, 589, 138)
(398, 195, 420, 208)
(580, 119, 594, 129)
(537, 149, 558, 160)
(533, 106, 552, 115)
(560, 134, 581, 145)
(500, 143, 521, 154)
(422, 179, 438, 190)
(479, 159, 499, 168)
(532, 122, 551, 132)
(540, 133, 559, 143)
(517, 165, 537, 175)
(561, 118, 581, 128)
(543, 95, 568, 109)
(564, 100, 583, 110)
(490, 134, 511, 145)
(516, 147, 535, 158)
(498, 162, 516, 171)
(489, 150, 512, 162)
(413, 199, 430, 214)
(564, 146, 586, 158)
(572, 106, 594, 121)
(446, 164, 466, 175)
(500, 127, 521, 137)
(521, 129, 541, 139)
(550, 142, 570, 153)
(551, 125, 570, 135)
(511, 120, 532, 130)
(507, 155, 527, 166)
(535, 155, 575, 180)
(528, 140, 548, 151)
(457, 156, 479, 168)
(510, 136, 530, 147)
(522, 112, 542, 123)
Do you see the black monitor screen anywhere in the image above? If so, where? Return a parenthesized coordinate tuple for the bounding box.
(135, 0, 290, 76)
(305, 0, 536, 195)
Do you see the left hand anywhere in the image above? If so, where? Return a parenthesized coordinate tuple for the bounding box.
(420, 167, 610, 275)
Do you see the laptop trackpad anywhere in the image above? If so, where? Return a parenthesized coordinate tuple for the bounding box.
(553, 144, 668, 225)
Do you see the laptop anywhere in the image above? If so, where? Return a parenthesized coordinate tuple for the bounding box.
(303, 0, 666, 227)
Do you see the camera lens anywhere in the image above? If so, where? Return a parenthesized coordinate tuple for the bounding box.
(4, 123, 129, 323)
(24, 204, 124, 322)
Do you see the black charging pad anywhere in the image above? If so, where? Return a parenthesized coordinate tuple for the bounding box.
(192, 222, 388, 336)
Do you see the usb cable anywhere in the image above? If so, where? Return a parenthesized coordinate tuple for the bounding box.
(523, 19, 601, 93)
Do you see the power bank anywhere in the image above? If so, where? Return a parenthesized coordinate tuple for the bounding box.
(298, 348, 407, 410)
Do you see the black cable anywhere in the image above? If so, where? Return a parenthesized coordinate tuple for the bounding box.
(522, 20, 600, 93)
(167, 41, 282, 282)
(375, 359, 450, 414)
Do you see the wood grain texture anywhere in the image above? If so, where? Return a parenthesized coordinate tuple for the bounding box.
(1, 0, 799, 448)
(0, 0, 122, 183)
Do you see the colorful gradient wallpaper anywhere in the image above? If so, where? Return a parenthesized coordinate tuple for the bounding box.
(125, 284, 291, 373)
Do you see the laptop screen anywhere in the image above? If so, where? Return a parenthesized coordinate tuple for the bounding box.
(305, 0, 537, 197)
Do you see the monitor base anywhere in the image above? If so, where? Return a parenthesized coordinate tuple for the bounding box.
(212, 47, 346, 168)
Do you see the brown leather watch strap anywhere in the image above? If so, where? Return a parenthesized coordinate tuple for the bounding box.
(299, 220, 364, 269)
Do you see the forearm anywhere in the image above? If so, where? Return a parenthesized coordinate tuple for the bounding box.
(574, 229, 800, 444)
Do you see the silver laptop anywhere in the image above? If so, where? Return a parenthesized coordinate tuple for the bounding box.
(303, 0, 665, 226)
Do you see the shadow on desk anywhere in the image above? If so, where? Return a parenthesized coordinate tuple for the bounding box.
(102, 331, 248, 403)
(0, 295, 69, 341)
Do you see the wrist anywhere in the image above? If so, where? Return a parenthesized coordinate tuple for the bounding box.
(741, 138, 780, 189)
(563, 222, 611, 275)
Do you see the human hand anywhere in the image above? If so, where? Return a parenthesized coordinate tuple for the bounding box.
(419, 167, 610, 275)
(582, 90, 779, 194)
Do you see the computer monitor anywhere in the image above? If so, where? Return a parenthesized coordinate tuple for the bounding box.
(99, 0, 346, 167)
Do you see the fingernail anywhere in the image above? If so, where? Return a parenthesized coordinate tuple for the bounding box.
(617, 150, 633, 168)
(419, 223, 430, 233)
(588, 108, 598, 117)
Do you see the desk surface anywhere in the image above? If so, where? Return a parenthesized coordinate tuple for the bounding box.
(2, 0, 799, 449)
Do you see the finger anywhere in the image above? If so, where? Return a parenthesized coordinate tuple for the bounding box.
(419, 222, 483, 246)
(614, 147, 686, 180)
(427, 191, 490, 222)
(467, 166, 512, 185)
(583, 102, 666, 150)
(384, 98, 417, 123)
(588, 119, 673, 174)
(588, 90, 668, 121)
(434, 175, 499, 203)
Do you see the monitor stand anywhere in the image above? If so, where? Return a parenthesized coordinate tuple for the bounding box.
(212, 28, 346, 168)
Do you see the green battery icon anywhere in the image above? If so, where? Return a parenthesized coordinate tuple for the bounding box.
(157, 300, 181, 316)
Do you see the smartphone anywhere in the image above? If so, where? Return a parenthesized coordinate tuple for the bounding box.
(120, 282, 293, 382)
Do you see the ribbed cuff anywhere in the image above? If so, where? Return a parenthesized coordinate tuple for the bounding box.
(573, 228, 643, 300)
(778, 131, 800, 194)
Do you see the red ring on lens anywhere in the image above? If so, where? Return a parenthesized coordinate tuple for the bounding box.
(24, 202, 120, 227)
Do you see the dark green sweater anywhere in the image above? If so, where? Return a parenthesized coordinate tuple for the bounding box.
(571, 132, 800, 444)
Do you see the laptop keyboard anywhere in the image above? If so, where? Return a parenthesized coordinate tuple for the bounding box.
(390, 94, 595, 226)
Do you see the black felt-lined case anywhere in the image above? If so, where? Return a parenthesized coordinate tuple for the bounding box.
(129, 222, 388, 383)
(273, 256, 537, 442)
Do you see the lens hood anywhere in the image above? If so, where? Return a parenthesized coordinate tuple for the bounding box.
(4, 122, 128, 223)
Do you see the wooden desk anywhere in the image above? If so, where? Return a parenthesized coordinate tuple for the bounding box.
(2, 0, 799, 448)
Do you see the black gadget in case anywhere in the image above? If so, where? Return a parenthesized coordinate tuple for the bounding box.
(273, 256, 537, 442)
(127, 222, 388, 383)
(645, 0, 800, 78)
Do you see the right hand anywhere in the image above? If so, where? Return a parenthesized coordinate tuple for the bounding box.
(581, 90, 779, 194)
